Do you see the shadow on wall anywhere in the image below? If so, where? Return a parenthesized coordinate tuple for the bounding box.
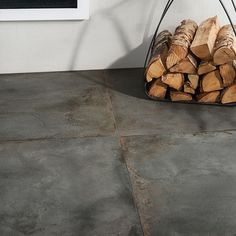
(103, 36, 153, 100)
(69, 0, 159, 71)
(68, 0, 160, 99)
(78, 39, 150, 100)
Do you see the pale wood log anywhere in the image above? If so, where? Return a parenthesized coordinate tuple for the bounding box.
(190, 16, 220, 60)
(169, 54, 198, 74)
(166, 19, 198, 69)
(184, 82, 195, 94)
(198, 61, 216, 75)
(202, 70, 223, 92)
(148, 79, 168, 99)
(219, 63, 236, 87)
(197, 91, 221, 103)
(188, 74, 199, 89)
(170, 91, 193, 101)
(145, 30, 172, 82)
(161, 73, 184, 91)
(221, 84, 236, 104)
(213, 24, 236, 65)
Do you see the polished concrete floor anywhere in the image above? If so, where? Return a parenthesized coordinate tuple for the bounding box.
(1, 68, 236, 236)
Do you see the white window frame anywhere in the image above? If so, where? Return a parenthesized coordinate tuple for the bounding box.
(0, 0, 89, 21)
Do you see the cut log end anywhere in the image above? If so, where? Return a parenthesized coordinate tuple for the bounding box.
(146, 58, 166, 82)
(170, 91, 193, 101)
(221, 84, 236, 104)
(162, 73, 184, 91)
(188, 74, 199, 90)
(198, 61, 216, 75)
(166, 19, 198, 69)
(197, 91, 221, 103)
(202, 70, 223, 92)
(145, 30, 172, 82)
(219, 63, 236, 87)
(169, 54, 197, 74)
(184, 82, 195, 94)
(214, 48, 236, 65)
(148, 79, 168, 99)
(190, 16, 220, 60)
(166, 46, 187, 69)
(213, 24, 236, 65)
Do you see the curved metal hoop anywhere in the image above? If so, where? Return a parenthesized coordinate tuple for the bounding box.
(144, 0, 236, 70)
(143, 0, 236, 106)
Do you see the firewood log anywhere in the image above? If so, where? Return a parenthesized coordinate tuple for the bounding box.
(198, 61, 216, 75)
(221, 84, 236, 104)
(213, 25, 236, 65)
(145, 30, 172, 82)
(184, 82, 195, 94)
(169, 54, 198, 74)
(191, 16, 220, 60)
(188, 74, 199, 89)
(201, 70, 223, 92)
(219, 63, 236, 87)
(170, 91, 193, 101)
(148, 79, 168, 99)
(166, 19, 198, 69)
(197, 91, 221, 103)
(161, 73, 184, 91)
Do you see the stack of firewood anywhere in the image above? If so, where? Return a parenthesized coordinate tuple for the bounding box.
(145, 16, 236, 104)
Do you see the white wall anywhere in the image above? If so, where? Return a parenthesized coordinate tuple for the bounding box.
(0, 0, 235, 74)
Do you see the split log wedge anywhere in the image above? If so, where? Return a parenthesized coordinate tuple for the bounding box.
(170, 91, 193, 101)
(188, 74, 199, 89)
(148, 79, 168, 99)
(191, 16, 220, 61)
(219, 63, 236, 87)
(161, 73, 184, 91)
(169, 54, 197, 74)
(197, 91, 221, 103)
(201, 70, 223, 92)
(184, 82, 195, 94)
(166, 19, 198, 69)
(145, 30, 172, 82)
(221, 84, 236, 104)
(198, 61, 216, 75)
(213, 24, 236, 65)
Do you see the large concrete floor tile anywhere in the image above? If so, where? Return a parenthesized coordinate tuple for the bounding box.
(0, 71, 115, 140)
(0, 70, 107, 99)
(106, 68, 236, 136)
(122, 132, 236, 236)
(0, 137, 142, 236)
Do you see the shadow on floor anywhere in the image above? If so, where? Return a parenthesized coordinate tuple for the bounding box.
(78, 38, 151, 100)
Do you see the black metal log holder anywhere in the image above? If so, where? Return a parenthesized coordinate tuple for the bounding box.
(143, 0, 236, 106)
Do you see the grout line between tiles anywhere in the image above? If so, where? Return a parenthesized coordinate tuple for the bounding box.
(103, 71, 145, 235)
(119, 136, 145, 236)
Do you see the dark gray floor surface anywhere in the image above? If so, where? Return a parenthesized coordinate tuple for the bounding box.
(0, 68, 236, 236)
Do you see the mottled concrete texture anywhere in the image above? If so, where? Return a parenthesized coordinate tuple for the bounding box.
(1, 68, 236, 236)
(122, 132, 236, 236)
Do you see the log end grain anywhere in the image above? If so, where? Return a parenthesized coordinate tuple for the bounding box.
(202, 70, 223, 92)
(148, 79, 168, 99)
(198, 61, 216, 75)
(190, 16, 220, 60)
(221, 84, 236, 104)
(188, 74, 199, 90)
(146, 58, 166, 82)
(197, 91, 221, 103)
(161, 73, 184, 91)
(219, 63, 236, 87)
(170, 91, 193, 101)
